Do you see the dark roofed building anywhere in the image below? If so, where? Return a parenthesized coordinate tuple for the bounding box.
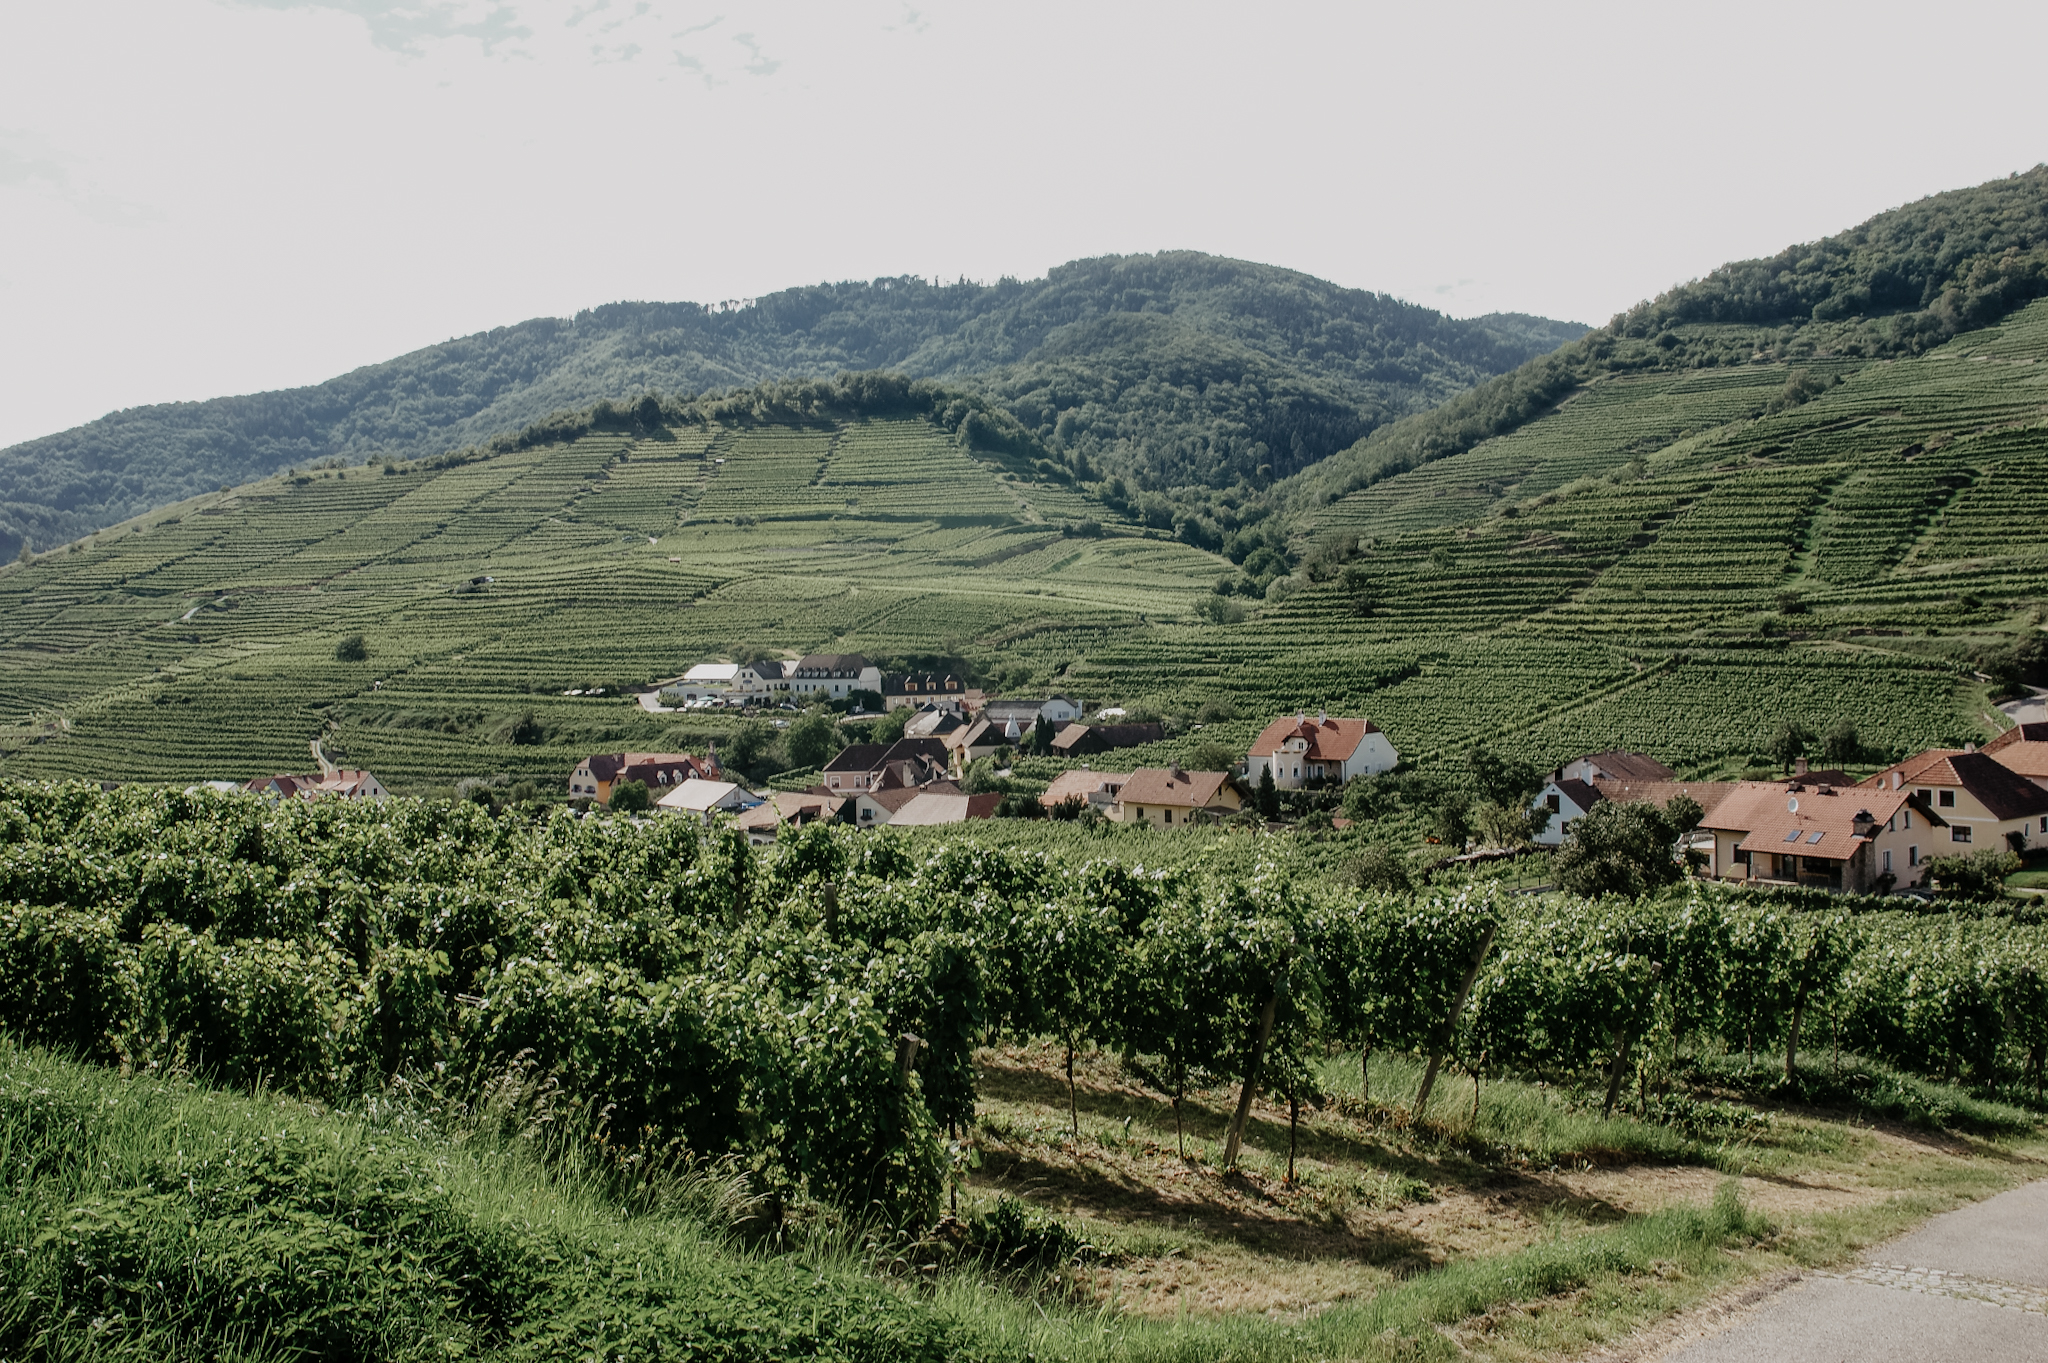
(1558, 751, 1676, 784)
(1049, 722, 1165, 758)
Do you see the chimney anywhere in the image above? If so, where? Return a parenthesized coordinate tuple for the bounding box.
(1318, 709, 1329, 725)
(1794, 756, 1808, 776)
(1965, 741, 1977, 753)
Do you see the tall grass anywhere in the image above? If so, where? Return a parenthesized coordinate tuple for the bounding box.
(1315, 1051, 1702, 1166)
(0, 1041, 972, 1362)
(1, 1041, 1780, 1362)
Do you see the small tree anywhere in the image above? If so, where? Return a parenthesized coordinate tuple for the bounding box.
(1187, 741, 1237, 773)
(1821, 721, 1860, 766)
(1554, 797, 1697, 898)
(1466, 744, 1539, 807)
(784, 712, 837, 770)
(335, 634, 369, 662)
(1769, 719, 1814, 772)
(15, 541, 29, 564)
(724, 718, 770, 772)
(608, 780, 652, 814)
(1256, 764, 1279, 818)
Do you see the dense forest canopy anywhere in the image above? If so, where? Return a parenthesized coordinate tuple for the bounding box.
(0, 254, 1585, 560)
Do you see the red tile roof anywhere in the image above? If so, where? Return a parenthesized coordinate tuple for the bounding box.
(1985, 723, 2048, 781)
(1249, 714, 1380, 762)
(1860, 749, 2048, 821)
(1704, 782, 1918, 860)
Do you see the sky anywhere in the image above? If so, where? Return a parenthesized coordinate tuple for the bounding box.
(3, 0, 2045, 450)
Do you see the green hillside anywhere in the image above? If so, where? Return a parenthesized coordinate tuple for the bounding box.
(0, 254, 1585, 560)
(1278, 165, 2048, 517)
(2, 289, 2043, 793)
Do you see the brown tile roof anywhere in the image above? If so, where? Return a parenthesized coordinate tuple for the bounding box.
(1861, 749, 2048, 821)
(578, 752, 716, 784)
(1986, 721, 2048, 752)
(1249, 714, 1380, 762)
(1588, 779, 1740, 817)
(1050, 722, 1164, 756)
(863, 786, 928, 814)
(1985, 723, 2048, 781)
(1039, 769, 1127, 808)
(792, 653, 872, 678)
(1704, 782, 1918, 860)
(1571, 751, 1676, 782)
(1116, 767, 1234, 810)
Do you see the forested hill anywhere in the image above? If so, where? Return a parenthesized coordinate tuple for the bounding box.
(1277, 165, 2048, 522)
(0, 253, 1585, 560)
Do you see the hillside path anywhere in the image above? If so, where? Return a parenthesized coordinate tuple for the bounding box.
(1664, 1180, 2048, 1361)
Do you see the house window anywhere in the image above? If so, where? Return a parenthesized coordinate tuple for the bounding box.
(1909, 845, 1919, 866)
(1883, 849, 1892, 872)
(1163, 809, 1173, 824)
(1938, 790, 1956, 808)
(1733, 848, 1751, 866)
(861, 808, 872, 821)
(1546, 793, 1560, 813)
(1903, 809, 1911, 828)
(1952, 827, 1971, 843)
(2040, 816, 2046, 834)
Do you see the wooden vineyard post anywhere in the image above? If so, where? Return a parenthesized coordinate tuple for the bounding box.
(1414, 923, 1496, 1116)
(1222, 990, 1280, 1172)
(896, 1032, 923, 1085)
(822, 880, 839, 942)
(1602, 963, 1662, 1119)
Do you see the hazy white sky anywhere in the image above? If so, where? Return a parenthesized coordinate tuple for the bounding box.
(3, 0, 2044, 449)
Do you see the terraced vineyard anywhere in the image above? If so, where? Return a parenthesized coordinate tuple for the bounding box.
(2, 293, 2045, 791)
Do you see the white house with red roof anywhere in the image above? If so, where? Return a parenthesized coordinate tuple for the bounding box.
(1859, 746, 2048, 856)
(1247, 712, 1398, 789)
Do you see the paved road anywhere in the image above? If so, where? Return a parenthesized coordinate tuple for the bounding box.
(1667, 1180, 2048, 1361)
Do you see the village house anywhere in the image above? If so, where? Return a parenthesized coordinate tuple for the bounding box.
(820, 737, 949, 793)
(1554, 751, 1676, 784)
(735, 790, 840, 845)
(1696, 779, 1935, 892)
(1985, 722, 2048, 791)
(731, 660, 789, 698)
(246, 769, 390, 802)
(851, 779, 978, 827)
(1247, 713, 1398, 789)
(1114, 767, 1243, 826)
(655, 778, 761, 822)
(886, 790, 1002, 826)
(788, 654, 883, 701)
(944, 717, 1023, 774)
(1530, 776, 1604, 847)
(1038, 769, 1127, 814)
(902, 706, 967, 739)
(669, 662, 738, 702)
(1859, 746, 2048, 856)
(882, 673, 972, 712)
(1530, 765, 1739, 849)
(569, 751, 721, 803)
(1048, 722, 1164, 759)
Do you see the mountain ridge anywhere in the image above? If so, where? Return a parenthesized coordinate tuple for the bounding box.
(0, 253, 1586, 559)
